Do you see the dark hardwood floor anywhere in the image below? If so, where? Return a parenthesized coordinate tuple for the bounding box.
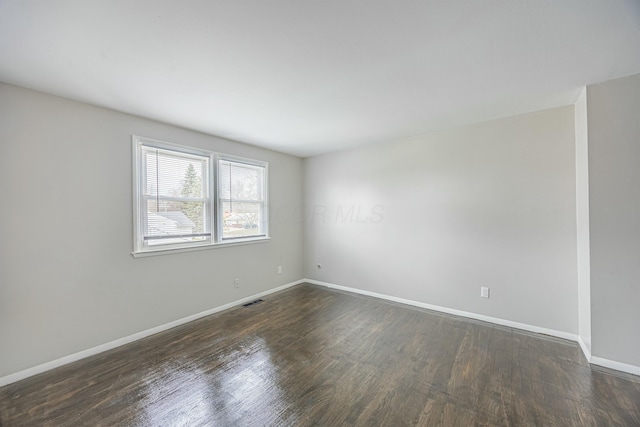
(1, 283, 639, 426)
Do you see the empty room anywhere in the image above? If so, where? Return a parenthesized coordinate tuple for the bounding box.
(1, 1, 640, 425)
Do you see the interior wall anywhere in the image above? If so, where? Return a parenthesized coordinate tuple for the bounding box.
(0, 83, 304, 378)
(304, 106, 578, 334)
(587, 72, 640, 368)
(575, 88, 592, 355)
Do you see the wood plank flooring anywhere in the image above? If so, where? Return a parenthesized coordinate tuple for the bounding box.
(1, 283, 639, 426)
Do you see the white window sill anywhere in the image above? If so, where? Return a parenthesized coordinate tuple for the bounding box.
(131, 237, 271, 258)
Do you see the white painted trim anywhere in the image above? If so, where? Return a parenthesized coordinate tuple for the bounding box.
(5, 279, 638, 387)
(306, 279, 640, 377)
(590, 356, 640, 376)
(577, 335, 592, 362)
(0, 279, 304, 388)
(305, 279, 579, 341)
(131, 135, 270, 256)
(131, 237, 271, 258)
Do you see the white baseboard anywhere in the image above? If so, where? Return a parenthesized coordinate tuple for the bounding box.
(4, 278, 638, 387)
(577, 335, 592, 362)
(0, 279, 304, 388)
(305, 279, 579, 342)
(306, 279, 640, 377)
(590, 356, 640, 376)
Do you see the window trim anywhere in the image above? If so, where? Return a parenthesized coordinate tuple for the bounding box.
(217, 154, 269, 242)
(137, 140, 214, 251)
(132, 135, 269, 257)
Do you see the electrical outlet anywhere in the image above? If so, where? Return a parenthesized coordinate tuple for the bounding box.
(277, 266, 282, 274)
(234, 278, 240, 288)
(481, 287, 490, 298)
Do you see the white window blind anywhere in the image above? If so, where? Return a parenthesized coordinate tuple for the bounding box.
(141, 146, 211, 246)
(218, 159, 267, 240)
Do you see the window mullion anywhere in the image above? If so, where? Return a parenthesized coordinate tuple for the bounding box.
(212, 153, 219, 243)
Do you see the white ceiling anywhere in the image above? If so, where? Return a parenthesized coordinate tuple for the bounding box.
(1, 1, 639, 157)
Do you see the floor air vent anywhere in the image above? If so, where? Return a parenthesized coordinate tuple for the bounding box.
(243, 299, 264, 307)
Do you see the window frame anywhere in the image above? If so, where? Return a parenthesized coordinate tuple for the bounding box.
(217, 154, 269, 242)
(132, 135, 269, 257)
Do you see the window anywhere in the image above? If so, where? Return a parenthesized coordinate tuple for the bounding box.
(133, 136, 268, 254)
(218, 158, 268, 240)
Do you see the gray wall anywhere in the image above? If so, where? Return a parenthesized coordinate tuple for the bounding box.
(0, 83, 304, 377)
(304, 106, 578, 334)
(6, 73, 639, 380)
(587, 73, 640, 367)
